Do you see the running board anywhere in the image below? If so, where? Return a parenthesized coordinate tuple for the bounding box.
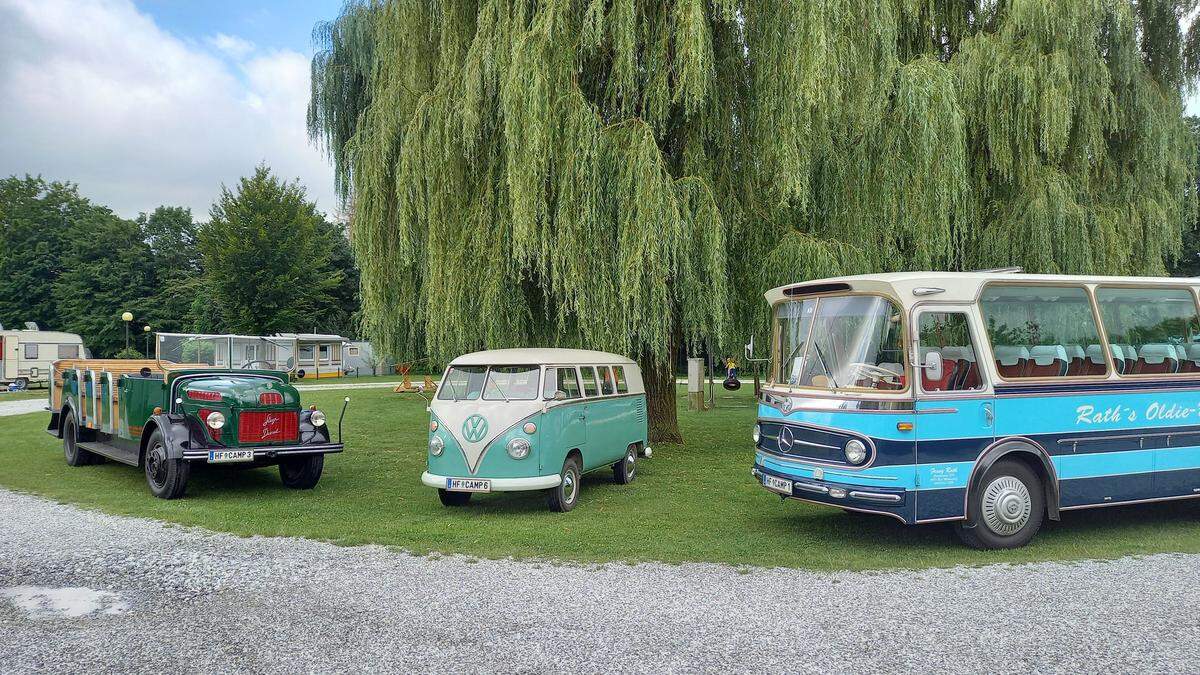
(77, 441, 139, 466)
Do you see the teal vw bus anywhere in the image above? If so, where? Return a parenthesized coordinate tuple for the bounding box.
(421, 349, 649, 512)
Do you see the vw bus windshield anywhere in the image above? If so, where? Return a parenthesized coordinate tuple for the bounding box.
(438, 365, 541, 401)
(772, 295, 907, 392)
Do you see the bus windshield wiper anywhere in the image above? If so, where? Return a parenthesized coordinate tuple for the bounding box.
(485, 371, 510, 402)
(813, 342, 840, 389)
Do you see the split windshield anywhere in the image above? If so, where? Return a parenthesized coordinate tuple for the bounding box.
(437, 365, 540, 401)
(772, 294, 907, 392)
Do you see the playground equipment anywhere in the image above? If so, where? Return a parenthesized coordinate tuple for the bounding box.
(393, 360, 438, 393)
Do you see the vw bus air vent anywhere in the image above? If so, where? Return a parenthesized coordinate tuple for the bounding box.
(782, 282, 851, 297)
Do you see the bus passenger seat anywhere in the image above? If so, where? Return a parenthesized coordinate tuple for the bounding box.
(941, 346, 978, 390)
(1108, 344, 1126, 374)
(1120, 344, 1138, 374)
(993, 346, 1029, 379)
(1183, 344, 1200, 373)
(1027, 346, 1068, 377)
(1136, 344, 1178, 374)
(1063, 344, 1086, 375)
(877, 362, 905, 390)
(1084, 345, 1108, 375)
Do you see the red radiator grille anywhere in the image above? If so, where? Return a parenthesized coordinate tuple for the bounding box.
(238, 410, 298, 444)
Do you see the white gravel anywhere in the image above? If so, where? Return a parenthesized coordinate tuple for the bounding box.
(1, 488, 1198, 672)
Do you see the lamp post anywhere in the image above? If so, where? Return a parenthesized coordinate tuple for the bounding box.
(121, 311, 133, 352)
(143, 325, 151, 358)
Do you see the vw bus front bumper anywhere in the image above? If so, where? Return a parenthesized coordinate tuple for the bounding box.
(421, 471, 561, 492)
(752, 463, 913, 523)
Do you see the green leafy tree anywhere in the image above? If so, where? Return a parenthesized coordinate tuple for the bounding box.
(53, 212, 155, 357)
(199, 165, 345, 335)
(1170, 116, 1200, 277)
(310, 1, 1198, 443)
(0, 176, 93, 331)
(138, 206, 203, 335)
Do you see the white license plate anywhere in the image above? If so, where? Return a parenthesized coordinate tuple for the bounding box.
(446, 478, 491, 493)
(208, 449, 255, 463)
(762, 474, 793, 495)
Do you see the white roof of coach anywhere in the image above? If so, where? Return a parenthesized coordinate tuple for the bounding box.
(765, 271, 1200, 310)
(450, 348, 637, 366)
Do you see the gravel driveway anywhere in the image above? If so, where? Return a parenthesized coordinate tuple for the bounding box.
(1, 489, 1198, 673)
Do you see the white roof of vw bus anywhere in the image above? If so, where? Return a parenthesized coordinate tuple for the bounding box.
(450, 348, 637, 366)
(766, 271, 1200, 311)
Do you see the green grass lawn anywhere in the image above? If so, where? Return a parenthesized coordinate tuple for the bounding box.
(0, 389, 50, 402)
(1, 385, 1199, 571)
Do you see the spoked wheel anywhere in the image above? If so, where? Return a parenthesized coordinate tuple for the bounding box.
(143, 429, 189, 499)
(956, 459, 1044, 550)
(548, 455, 582, 512)
(63, 416, 98, 466)
(279, 455, 324, 489)
(612, 444, 637, 484)
(438, 489, 472, 506)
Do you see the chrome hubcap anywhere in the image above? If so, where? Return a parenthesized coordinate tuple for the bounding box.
(626, 451, 635, 476)
(562, 470, 577, 503)
(981, 475, 1031, 536)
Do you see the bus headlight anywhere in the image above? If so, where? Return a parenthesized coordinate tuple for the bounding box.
(310, 410, 327, 427)
(205, 411, 225, 430)
(844, 439, 867, 464)
(429, 436, 444, 456)
(752, 423, 761, 444)
(506, 438, 531, 460)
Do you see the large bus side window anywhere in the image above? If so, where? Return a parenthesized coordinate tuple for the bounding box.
(543, 367, 582, 399)
(979, 285, 1107, 379)
(918, 312, 983, 392)
(1095, 287, 1200, 375)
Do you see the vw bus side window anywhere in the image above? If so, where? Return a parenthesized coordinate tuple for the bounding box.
(918, 312, 984, 392)
(1095, 287, 1200, 375)
(437, 365, 487, 400)
(613, 366, 629, 393)
(483, 365, 540, 400)
(543, 367, 582, 400)
(598, 366, 616, 395)
(580, 367, 600, 397)
(979, 285, 1107, 379)
(772, 295, 907, 392)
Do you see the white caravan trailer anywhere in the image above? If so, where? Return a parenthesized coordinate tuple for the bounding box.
(0, 325, 87, 388)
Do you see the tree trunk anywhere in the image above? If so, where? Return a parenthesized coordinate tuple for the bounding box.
(641, 342, 683, 445)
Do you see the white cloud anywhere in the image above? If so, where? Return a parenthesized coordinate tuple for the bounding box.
(0, 0, 338, 221)
(209, 33, 256, 60)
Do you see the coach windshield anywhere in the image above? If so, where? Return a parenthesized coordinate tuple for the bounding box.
(771, 294, 908, 393)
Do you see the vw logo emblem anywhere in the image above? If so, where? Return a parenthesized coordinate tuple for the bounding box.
(778, 426, 794, 453)
(462, 414, 489, 443)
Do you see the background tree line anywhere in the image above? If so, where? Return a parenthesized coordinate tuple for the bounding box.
(0, 165, 359, 358)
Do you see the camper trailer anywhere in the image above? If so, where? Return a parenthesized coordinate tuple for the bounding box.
(1, 324, 87, 388)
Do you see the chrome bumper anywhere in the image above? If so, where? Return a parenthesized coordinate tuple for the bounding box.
(182, 442, 343, 461)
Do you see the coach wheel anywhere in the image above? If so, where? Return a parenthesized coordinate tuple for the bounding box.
(143, 429, 190, 499)
(956, 459, 1044, 550)
(63, 416, 98, 466)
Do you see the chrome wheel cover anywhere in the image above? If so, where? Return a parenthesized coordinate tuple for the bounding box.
(626, 450, 636, 478)
(562, 470, 577, 503)
(981, 475, 1032, 536)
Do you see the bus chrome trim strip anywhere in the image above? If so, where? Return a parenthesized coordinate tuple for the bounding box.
(848, 490, 903, 503)
(1058, 491, 1200, 511)
(786, 495, 909, 523)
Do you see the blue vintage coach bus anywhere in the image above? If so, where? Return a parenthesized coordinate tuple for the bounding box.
(752, 270, 1200, 548)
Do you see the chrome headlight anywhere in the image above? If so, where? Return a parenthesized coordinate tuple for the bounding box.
(844, 439, 867, 465)
(506, 437, 531, 460)
(752, 423, 761, 444)
(429, 436, 444, 456)
(310, 410, 327, 427)
(205, 410, 225, 430)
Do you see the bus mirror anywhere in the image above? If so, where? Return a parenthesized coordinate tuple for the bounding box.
(745, 336, 755, 360)
(922, 351, 943, 381)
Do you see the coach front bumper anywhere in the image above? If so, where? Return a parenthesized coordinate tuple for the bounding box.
(182, 442, 343, 461)
(752, 462, 913, 524)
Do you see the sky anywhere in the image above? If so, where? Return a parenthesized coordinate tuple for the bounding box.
(0, 0, 344, 220)
(2, 0, 1200, 222)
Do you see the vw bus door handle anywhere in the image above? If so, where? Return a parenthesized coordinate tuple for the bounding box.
(983, 403, 994, 427)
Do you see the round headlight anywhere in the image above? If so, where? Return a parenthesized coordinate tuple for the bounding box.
(506, 437, 531, 460)
(310, 410, 327, 427)
(523, 422, 537, 434)
(205, 410, 225, 430)
(752, 423, 761, 444)
(429, 436, 444, 456)
(844, 439, 867, 465)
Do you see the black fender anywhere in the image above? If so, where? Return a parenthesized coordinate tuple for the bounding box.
(299, 409, 332, 444)
(140, 413, 192, 462)
(52, 401, 91, 441)
(967, 437, 1061, 522)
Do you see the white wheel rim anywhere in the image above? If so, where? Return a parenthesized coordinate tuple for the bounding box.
(981, 475, 1032, 536)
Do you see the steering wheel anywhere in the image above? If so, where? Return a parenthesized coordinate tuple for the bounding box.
(848, 362, 899, 383)
(241, 360, 275, 370)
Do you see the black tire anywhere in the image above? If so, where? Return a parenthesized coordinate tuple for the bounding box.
(279, 454, 324, 489)
(14, 377, 28, 390)
(956, 459, 1045, 550)
(143, 429, 190, 499)
(548, 454, 582, 512)
(612, 444, 637, 485)
(438, 489, 472, 506)
(63, 416, 98, 466)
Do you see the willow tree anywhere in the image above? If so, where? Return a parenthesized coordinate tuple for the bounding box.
(310, 0, 1198, 443)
